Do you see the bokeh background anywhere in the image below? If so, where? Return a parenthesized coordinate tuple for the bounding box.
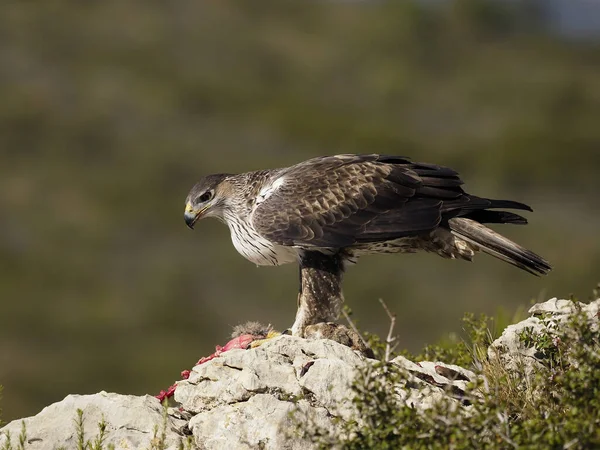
(1, 0, 599, 422)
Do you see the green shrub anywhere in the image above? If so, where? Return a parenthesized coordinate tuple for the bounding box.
(311, 299, 600, 449)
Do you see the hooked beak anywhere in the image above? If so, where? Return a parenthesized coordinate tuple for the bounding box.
(184, 203, 204, 229)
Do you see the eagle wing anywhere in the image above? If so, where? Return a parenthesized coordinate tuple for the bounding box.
(251, 154, 511, 248)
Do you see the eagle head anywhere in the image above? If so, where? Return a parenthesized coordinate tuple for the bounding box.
(184, 173, 231, 229)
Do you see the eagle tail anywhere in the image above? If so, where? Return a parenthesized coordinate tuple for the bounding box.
(448, 217, 551, 276)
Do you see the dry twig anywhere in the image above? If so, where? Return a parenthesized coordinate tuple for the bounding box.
(379, 298, 398, 362)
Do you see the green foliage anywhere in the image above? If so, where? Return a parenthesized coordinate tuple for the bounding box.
(310, 300, 600, 449)
(330, 362, 408, 450)
(404, 312, 493, 368)
(73, 408, 112, 450)
(149, 401, 176, 450)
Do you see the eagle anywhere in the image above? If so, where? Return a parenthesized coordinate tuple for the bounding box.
(184, 154, 551, 337)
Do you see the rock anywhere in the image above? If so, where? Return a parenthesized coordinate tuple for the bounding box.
(7, 298, 595, 450)
(188, 394, 331, 450)
(488, 298, 600, 377)
(175, 335, 474, 448)
(0, 392, 188, 450)
(175, 335, 366, 441)
(391, 355, 477, 409)
(487, 315, 547, 376)
(1, 335, 475, 450)
(528, 297, 600, 322)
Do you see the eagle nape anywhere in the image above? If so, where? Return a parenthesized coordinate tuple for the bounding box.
(184, 154, 551, 341)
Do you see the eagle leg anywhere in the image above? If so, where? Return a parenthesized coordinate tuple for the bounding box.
(291, 250, 345, 337)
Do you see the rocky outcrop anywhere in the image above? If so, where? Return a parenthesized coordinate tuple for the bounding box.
(174, 336, 476, 449)
(0, 337, 473, 450)
(2, 298, 597, 450)
(0, 392, 188, 449)
(488, 297, 600, 377)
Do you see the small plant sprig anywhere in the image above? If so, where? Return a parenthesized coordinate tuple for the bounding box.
(0, 421, 27, 450)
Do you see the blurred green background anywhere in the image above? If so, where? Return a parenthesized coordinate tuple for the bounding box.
(1, 0, 599, 422)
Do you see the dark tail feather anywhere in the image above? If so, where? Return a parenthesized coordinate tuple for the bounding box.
(487, 198, 533, 212)
(465, 210, 528, 225)
(448, 217, 552, 276)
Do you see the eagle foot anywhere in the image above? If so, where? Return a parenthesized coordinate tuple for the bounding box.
(304, 322, 375, 358)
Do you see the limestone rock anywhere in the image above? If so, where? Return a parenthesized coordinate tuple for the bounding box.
(391, 355, 477, 410)
(188, 394, 331, 450)
(0, 336, 479, 450)
(528, 297, 599, 317)
(7, 299, 594, 450)
(175, 335, 364, 446)
(488, 298, 600, 377)
(0, 392, 187, 450)
(175, 335, 474, 448)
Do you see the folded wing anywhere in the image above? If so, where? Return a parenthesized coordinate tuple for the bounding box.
(252, 154, 531, 249)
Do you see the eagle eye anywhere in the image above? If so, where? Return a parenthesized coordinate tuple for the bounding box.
(197, 191, 213, 203)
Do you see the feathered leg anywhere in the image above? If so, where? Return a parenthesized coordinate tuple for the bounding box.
(291, 251, 345, 337)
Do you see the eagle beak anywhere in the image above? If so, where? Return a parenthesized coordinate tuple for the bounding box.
(184, 203, 203, 229)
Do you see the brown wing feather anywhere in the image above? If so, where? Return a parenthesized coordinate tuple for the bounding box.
(252, 154, 534, 248)
(252, 155, 439, 247)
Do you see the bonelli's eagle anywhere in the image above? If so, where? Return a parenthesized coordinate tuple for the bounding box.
(184, 154, 551, 336)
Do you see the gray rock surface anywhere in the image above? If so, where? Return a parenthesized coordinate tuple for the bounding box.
(488, 297, 600, 376)
(0, 392, 187, 450)
(174, 335, 475, 449)
(5, 298, 594, 450)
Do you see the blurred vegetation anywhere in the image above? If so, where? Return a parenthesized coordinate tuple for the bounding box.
(0, 0, 599, 421)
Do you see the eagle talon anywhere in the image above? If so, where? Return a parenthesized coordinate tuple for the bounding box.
(304, 322, 375, 358)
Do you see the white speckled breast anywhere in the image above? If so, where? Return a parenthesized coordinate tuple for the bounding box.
(226, 218, 297, 266)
